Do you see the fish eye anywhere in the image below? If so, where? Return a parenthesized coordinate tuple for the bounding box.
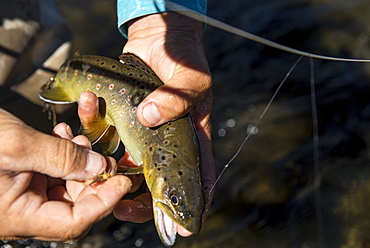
(170, 193, 179, 206)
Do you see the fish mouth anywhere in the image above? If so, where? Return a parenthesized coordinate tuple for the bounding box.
(153, 204, 178, 247)
(153, 201, 202, 247)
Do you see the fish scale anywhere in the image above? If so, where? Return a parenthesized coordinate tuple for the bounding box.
(39, 53, 204, 247)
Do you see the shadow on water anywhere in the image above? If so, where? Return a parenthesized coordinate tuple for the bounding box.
(2, 0, 370, 247)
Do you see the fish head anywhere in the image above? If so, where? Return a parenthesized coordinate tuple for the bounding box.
(144, 146, 204, 246)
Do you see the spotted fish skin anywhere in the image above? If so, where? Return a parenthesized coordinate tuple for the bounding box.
(39, 53, 204, 247)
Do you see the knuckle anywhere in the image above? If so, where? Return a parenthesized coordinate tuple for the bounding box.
(48, 138, 85, 177)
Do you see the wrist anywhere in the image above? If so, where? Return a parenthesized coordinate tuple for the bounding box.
(127, 12, 203, 41)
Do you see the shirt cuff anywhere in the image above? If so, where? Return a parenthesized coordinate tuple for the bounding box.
(117, 0, 207, 38)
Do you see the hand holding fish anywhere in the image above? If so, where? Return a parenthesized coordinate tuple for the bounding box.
(0, 108, 130, 241)
(120, 12, 216, 237)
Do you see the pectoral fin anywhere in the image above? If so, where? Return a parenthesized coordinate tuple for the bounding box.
(39, 87, 75, 104)
(80, 116, 121, 155)
(99, 126, 121, 155)
(79, 119, 110, 146)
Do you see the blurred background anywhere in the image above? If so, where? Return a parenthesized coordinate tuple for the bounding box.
(2, 0, 370, 247)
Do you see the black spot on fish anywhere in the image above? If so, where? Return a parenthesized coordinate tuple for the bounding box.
(101, 62, 105, 65)
(173, 154, 177, 158)
(161, 155, 166, 160)
(157, 168, 161, 171)
(178, 171, 183, 176)
(164, 177, 167, 181)
(112, 65, 116, 69)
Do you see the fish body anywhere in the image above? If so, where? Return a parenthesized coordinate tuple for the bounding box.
(39, 53, 204, 247)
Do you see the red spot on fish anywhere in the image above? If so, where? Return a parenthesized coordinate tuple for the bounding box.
(130, 121, 135, 127)
(87, 74, 93, 80)
(109, 84, 114, 90)
(127, 95, 132, 101)
(153, 130, 158, 135)
(132, 107, 137, 112)
(74, 70, 78, 75)
(96, 84, 101, 90)
(77, 81, 81, 85)
(120, 89, 126, 94)
(111, 100, 116, 104)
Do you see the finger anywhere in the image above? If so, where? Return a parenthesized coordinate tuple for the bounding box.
(192, 90, 216, 221)
(52, 122, 74, 140)
(178, 226, 193, 237)
(137, 68, 211, 127)
(19, 175, 131, 241)
(48, 185, 73, 202)
(126, 174, 144, 193)
(53, 123, 93, 150)
(71, 135, 92, 150)
(113, 192, 153, 223)
(78, 91, 100, 125)
(67, 175, 132, 238)
(0, 131, 106, 181)
(117, 150, 138, 168)
(0, 109, 107, 181)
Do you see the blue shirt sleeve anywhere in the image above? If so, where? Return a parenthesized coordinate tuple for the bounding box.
(117, 0, 207, 38)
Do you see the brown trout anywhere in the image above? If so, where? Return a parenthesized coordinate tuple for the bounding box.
(39, 53, 204, 247)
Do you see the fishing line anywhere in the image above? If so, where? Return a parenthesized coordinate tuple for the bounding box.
(208, 55, 304, 196)
(167, 1, 370, 63)
(309, 58, 325, 248)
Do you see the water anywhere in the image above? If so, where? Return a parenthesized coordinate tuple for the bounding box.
(3, 0, 370, 247)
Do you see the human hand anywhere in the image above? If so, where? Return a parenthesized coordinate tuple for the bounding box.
(119, 12, 215, 236)
(0, 108, 131, 241)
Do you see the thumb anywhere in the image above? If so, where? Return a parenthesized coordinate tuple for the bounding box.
(0, 110, 106, 181)
(137, 67, 211, 127)
(31, 133, 107, 181)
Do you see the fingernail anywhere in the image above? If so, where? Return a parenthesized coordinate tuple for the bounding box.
(142, 102, 161, 125)
(85, 150, 105, 176)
